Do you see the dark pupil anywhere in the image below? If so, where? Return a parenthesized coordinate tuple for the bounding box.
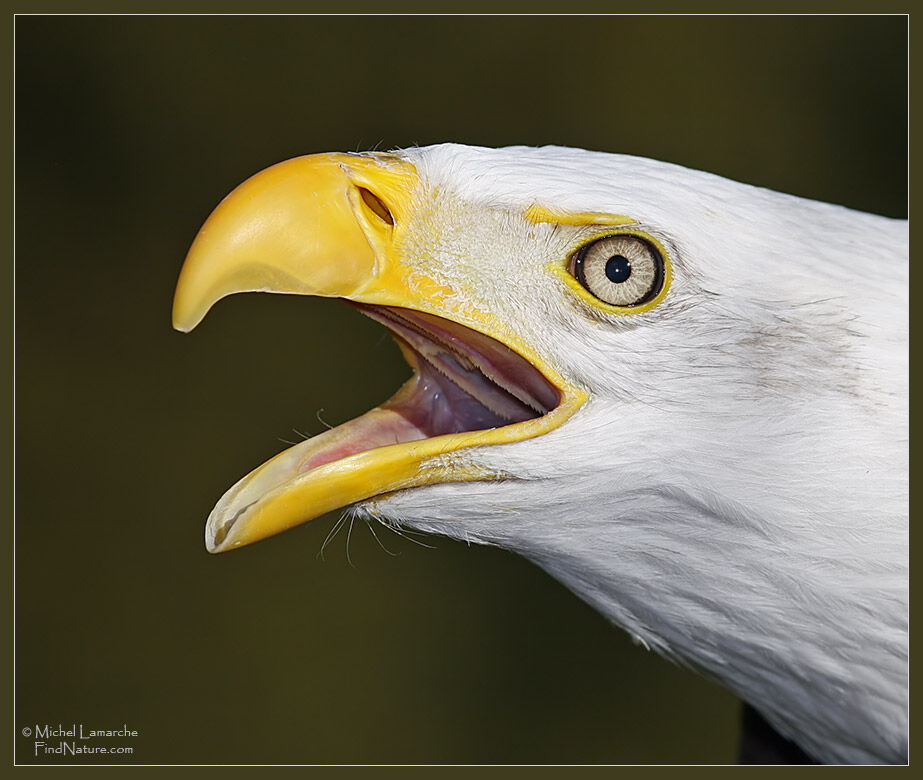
(605, 254, 631, 283)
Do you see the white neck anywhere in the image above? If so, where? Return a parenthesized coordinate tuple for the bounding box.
(515, 481, 907, 764)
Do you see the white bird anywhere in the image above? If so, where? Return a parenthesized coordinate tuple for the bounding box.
(172, 144, 908, 764)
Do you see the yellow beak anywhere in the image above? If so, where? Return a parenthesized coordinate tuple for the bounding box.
(173, 153, 438, 332)
(174, 153, 583, 553)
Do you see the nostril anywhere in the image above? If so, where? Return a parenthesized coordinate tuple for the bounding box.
(358, 187, 394, 226)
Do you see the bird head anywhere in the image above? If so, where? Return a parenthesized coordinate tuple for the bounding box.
(173, 144, 907, 763)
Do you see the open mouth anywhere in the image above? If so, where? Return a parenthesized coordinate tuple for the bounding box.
(295, 303, 561, 475)
(205, 303, 563, 552)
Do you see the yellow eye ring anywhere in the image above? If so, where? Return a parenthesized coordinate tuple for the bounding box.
(551, 228, 672, 316)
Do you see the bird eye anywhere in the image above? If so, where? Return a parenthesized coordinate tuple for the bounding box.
(570, 234, 665, 307)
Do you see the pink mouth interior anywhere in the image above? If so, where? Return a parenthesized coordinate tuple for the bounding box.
(296, 303, 561, 474)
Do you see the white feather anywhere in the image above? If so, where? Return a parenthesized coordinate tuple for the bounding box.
(355, 144, 908, 764)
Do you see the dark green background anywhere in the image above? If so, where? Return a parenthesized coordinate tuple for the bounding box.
(14, 14, 906, 764)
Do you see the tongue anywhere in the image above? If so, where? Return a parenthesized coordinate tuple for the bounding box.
(290, 333, 521, 480)
(297, 333, 528, 477)
(297, 406, 427, 474)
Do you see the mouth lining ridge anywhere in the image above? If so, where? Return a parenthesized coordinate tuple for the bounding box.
(351, 303, 561, 438)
